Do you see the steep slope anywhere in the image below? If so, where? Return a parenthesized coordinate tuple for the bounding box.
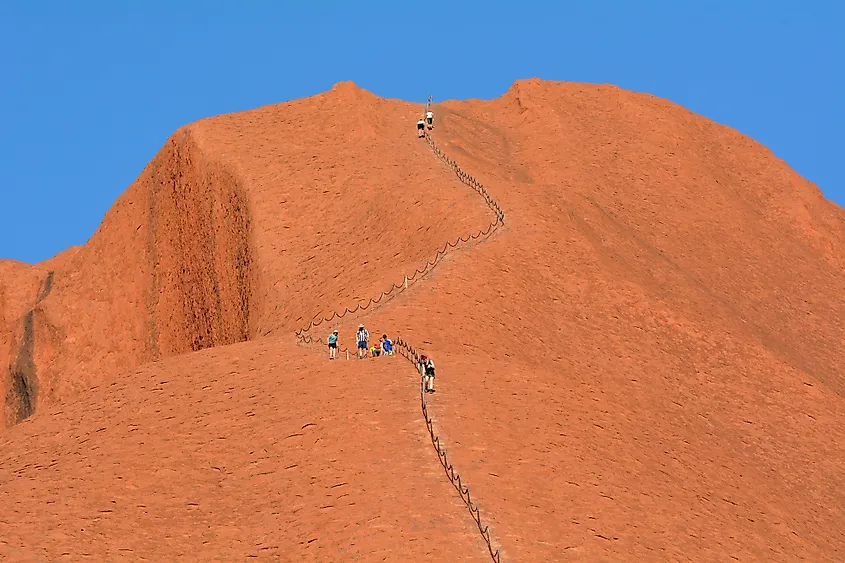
(2, 79, 845, 562)
(0, 82, 489, 429)
(341, 80, 845, 560)
(295, 82, 845, 560)
(0, 339, 485, 560)
(192, 82, 491, 337)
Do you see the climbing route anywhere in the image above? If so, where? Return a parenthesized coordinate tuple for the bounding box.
(296, 96, 505, 562)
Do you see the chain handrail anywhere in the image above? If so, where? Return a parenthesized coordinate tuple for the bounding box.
(394, 337, 501, 562)
(294, 216, 500, 340)
(294, 95, 505, 561)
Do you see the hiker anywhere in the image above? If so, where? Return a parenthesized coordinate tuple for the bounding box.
(425, 109, 434, 130)
(423, 356, 436, 393)
(381, 334, 393, 356)
(419, 355, 436, 393)
(356, 324, 369, 359)
(328, 329, 339, 360)
(370, 342, 381, 358)
(417, 118, 426, 138)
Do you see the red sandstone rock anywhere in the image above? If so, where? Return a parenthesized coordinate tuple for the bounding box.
(2, 79, 844, 560)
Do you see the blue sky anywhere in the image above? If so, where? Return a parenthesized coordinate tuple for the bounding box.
(1, 1, 842, 263)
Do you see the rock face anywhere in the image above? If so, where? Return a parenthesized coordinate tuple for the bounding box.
(0, 82, 488, 428)
(1, 129, 260, 426)
(2, 80, 845, 561)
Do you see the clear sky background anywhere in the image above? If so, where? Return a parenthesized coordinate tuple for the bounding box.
(1, 1, 842, 263)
